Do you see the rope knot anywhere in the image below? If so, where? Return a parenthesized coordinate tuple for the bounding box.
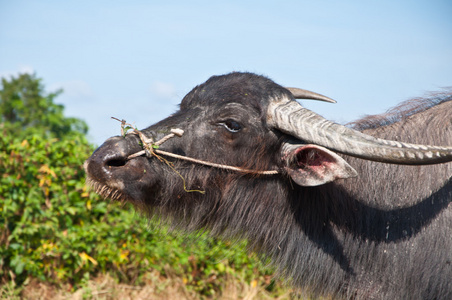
(112, 117, 279, 176)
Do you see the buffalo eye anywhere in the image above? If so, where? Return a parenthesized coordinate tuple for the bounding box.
(220, 119, 242, 133)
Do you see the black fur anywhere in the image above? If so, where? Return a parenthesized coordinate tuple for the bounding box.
(85, 73, 452, 299)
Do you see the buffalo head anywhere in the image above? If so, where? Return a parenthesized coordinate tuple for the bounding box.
(85, 72, 452, 208)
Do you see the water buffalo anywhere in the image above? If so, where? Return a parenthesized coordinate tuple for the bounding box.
(85, 72, 452, 299)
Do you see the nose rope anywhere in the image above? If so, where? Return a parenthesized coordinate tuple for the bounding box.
(129, 130, 280, 175)
(113, 118, 279, 175)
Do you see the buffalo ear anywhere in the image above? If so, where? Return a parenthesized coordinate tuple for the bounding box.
(283, 144, 357, 187)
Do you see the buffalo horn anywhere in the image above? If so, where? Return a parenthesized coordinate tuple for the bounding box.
(268, 94, 452, 164)
(286, 87, 337, 103)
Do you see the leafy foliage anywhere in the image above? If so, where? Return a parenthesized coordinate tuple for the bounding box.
(0, 124, 283, 297)
(0, 74, 286, 298)
(0, 73, 88, 139)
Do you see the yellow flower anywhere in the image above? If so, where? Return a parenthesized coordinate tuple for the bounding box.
(79, 252, 98, 265)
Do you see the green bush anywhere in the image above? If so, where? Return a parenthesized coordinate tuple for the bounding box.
(0, 73, 285, 298)
(0, 129, 281, 297)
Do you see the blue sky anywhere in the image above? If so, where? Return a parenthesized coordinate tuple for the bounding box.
(1, 0, 451, 145)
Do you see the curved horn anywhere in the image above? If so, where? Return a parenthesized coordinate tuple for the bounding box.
(286, 87, 336, 103)
(268, 95, 452, 165)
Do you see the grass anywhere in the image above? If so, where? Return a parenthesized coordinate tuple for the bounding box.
(1, 271, 300, 300)
(0, 272, 296, 300)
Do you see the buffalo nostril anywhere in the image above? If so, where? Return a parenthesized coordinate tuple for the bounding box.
(106, 158, 127, 167)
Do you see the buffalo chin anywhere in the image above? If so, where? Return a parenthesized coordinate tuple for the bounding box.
(85, 177, 129, 202)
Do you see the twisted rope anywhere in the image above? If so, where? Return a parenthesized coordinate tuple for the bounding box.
(112, 117, 279, 175)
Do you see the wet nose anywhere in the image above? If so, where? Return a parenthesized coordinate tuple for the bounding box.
(84, 135, 142, 181)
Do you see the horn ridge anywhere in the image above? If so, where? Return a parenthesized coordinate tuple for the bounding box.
(268, 99, 452, 165)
